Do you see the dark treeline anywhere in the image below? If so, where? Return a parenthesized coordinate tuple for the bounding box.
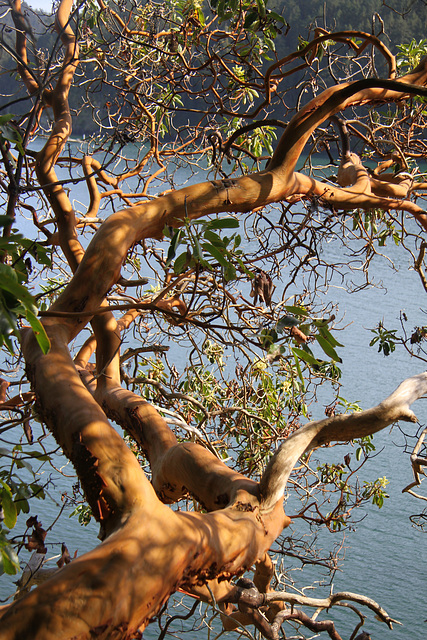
(275, 0, 426, 53)
(0, 0, 426, 135)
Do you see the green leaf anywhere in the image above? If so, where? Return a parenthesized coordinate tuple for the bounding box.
(1, 544, 20, 575)
(0, 216, 14, 229)
(0, 263, 49, 351)
(15, 458, 33, 472)
(201, 242, 229, 268)
(292, 347, 319, 366)
(0, 123, 24, 155)
(188, 218, 208, 226)
(256, 0, 266, 18)
(316, 335, 342, 362)
(264, 37, 275, 51)
(276, 315, 300, 331)
(0, 233, 24, 250)
(0, 303, 16, 337)
(292, 351, 305, 387)
(283, 305, 310, 317)
(224, 263, 236, 282)
(16, 497, 30, 513)
(187, 236, 205, 267)
(197, 7, 205, 25)
(234, 255, 251, 277)
(0, 263, 34, 307)
(244, 11, 260, 30)
(0, 114, 14, 126)
(173, 251, 189, 274)
(269, 11, 286, 23)
(268, 343, 284, 356)
(208, 218, 239, 229)
(18, 239, 52, 267)
(27, 451, 50, 461)
(25, 310, 50, 354)
(166, 229, 183, 267)
(317, 324, 344, 348)
(0, 482, 17, 529)
(2, 335, 14, 353)
(259, 328, 278, 349)
(203, 230, 225, 247)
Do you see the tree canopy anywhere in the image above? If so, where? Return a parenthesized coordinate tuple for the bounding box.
(0, 1, 427, 639)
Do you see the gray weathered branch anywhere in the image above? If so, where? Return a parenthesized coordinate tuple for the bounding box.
(259, 372, 427, 511)
(402, 425, 427, 500)
(264, 589, 400, 629)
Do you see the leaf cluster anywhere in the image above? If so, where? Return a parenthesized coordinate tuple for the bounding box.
(164, 215, 244, 282)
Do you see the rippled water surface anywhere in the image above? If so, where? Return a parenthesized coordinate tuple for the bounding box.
(1, 146, 426, 639)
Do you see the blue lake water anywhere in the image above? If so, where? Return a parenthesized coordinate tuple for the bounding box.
(1, 144, 426, 639)
(295, 223, 427, 640)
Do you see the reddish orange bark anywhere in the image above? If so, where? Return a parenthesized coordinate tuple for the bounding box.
(3, 2, 427, 638)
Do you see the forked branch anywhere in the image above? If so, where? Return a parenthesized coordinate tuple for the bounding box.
(259, 373, 427, 511)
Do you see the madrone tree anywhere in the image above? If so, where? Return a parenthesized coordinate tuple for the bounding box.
(0, 0, 427, 638)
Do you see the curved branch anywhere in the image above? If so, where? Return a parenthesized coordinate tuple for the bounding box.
(247, 30, 396, 118)
(264, 590, 400, 629)
(268, 73, 427, 179)
(259, 373, 427, 512)
(402, 426, 427, 498)
(82, 156, 119, 218)
(291, 167, 427, 230)
(11, 0, 40, 95)
(31, 0, 83, 271)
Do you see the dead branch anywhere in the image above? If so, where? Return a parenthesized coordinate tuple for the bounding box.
(259, 373, 427, 511)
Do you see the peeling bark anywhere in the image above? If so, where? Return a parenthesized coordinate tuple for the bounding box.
(4, 2, 427, 638)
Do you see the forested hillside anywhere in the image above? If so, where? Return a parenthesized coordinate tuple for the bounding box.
(1, 0, 426, 134)
(275, 0, 424, 52)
